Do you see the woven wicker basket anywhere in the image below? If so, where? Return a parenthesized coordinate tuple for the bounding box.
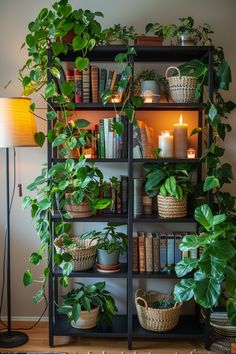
(165, 66, 198, 103)
(157, 194, 187, 218)
(135, 289, 182, 332)
(65, 193, 93, 218)
(54, 236, 97, 271)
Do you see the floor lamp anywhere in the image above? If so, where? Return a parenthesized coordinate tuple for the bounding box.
(0, 97, 37, 347)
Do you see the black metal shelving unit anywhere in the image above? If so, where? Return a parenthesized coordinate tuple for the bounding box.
(47, 45, 213, 349)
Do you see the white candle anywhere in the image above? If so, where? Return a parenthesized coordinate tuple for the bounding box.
(144, 96, 153, 103)
(174, 114, 188, 158)
(159, 131, 174, 157)
(187, 148, 196, 159)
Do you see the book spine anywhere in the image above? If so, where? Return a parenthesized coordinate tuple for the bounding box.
(145, 233, 153, 272)
(105, 70, 114, 90)
(103, 118, 109, 158)
(132, 232, 138, 272)
(94, 124, 99, 159)
(74, 68, 82, 103)
(65, 69, 74, 102)
(133, 178, 143, 217)
(160, 233, 167, 269)
(91, 65, 99, 103)
(138, 234, 146, 273)
(167, 235, 175, 266)
(99, 68, 107, 102)
(175, 233, 183, 264)
(116, 181, 122, 214)
(99, 119, 105, 158)
(82, 66, 90, 103)
(152, 233, 160, 272)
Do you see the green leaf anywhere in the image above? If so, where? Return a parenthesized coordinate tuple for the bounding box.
(72, 303, 81, 322)
(32, 289, 44, 304)
(190, 127, 202, 136)
(203, 176, 220, 192)
(29, 252, 42, 265)
(59, 276, 69, 287)
(145, 169, 166, 191)
(194, 204, 213, 231)
(23, 270, 32, 286)
(65, 136, 77, 150)
(45, 82, 56, 99)
(75, 56, 89, 71)
(65, 158, 75, 173)
(34, 132, 45, 147)
(174, 279, 195, 302)
(198, 251, 226, 281)
(208, 104, 218, 122)
(46, 110, 57, 121)
(58, 305, 72, 314)
(38, 198, 51, 211)
(74, 119, 90, 128)
(61, 81, 74, 96)
(22, 196, 31, 209)
(52, 134, 67, 147)
(62, 262, 73, 276)
(179, 234, 200, 251)
(30, 102, 35, 112)
(212, 214, 226, 226)
(72, 36, 88, 51)
(175, 258, 198, 277)
(208, 240, 236, 260)
(217, 59, 231, 90)
(194, 277, 221, 308)
(50, 67, 61, 79)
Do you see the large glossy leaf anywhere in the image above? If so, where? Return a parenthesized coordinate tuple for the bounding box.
(145, 169, 166, 191)
(194, 277, 221, 308)
(75, 56, 89, 71)
(174, 279, 195, 302)
(175, 258, 198, 277)
(208, 239, 236, 260)
(45, 82, 56, 99)
(179, 234, 200, 251)
(72, 303, 81, 322)
(203, 176, 220, 192)
(23, 270, 32, 286)
(52, 134, 67, 147)
(194, 204, 213, 231)
(198, 251, 226, 281)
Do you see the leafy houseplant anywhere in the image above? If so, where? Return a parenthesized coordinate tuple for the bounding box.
(81, 223, 128, 270)
(134, 70, 169, 102)
(23, 158, 112, 297)
(145, 22, 175, 44)
(144, 163, 195, 218)
(102, 24, 137, 45)
(174, 204, 236, 325)
(58, 281, 118, 328)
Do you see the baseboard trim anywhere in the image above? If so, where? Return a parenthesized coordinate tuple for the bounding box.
(1, 316, 48, 322)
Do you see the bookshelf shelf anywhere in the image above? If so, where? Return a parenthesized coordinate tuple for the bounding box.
(52, 213, 128, 223)
(47, 44, 213, 349)
(134, 215, 195, 223)
(54, 315, 127, 338)
(54, 263, 128, 278)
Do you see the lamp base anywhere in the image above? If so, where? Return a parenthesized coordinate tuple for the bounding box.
(0, 330, 28, 348)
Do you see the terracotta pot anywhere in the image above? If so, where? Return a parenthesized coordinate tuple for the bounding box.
(71, 306, 99, 329)
(135, 35, 163, 46)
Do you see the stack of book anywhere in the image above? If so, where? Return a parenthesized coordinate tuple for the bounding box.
(132, 231, 196, 273)
(57, 66, 128, 104)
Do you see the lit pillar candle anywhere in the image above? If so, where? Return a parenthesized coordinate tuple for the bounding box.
(174, 114, 188, 158)
(158, 131, 174, 157)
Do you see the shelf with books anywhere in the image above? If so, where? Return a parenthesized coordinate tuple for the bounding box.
(132, 315, 203, 339)
(54, 263, 128, 278)
(134, 215, 195, 223)
(51, 102, 124, 111)
(52, 213, 128, 223)
(133, 158, 201, 163)
(52, 158, 128, 163)
(54, 314, 128, 338)
(132, 271, 193, 279)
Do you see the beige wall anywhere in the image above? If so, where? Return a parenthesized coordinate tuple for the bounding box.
(0, 0, 236, 318)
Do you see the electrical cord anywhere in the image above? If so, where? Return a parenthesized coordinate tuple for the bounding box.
(0, 148, 48, 331)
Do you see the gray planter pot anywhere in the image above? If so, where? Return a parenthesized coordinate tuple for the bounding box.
(177, 33, 196, 46)
(141, 80, 159, 103)
(97, 249, 120, 266)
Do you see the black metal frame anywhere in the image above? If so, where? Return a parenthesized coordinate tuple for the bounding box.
(46, 45, 213, 349)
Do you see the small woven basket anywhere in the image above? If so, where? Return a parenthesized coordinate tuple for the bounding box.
(135, 289, 182, 332)
(65, 193, 93, 218)
(54, 237, 97, 271)
(165, 66, 198, 103)
(157, 194, 187, 218)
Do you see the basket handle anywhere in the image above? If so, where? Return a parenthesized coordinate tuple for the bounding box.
(135, 288, 146, 298)
(165, 66, 181, 80)
(135, 296, 148, 309)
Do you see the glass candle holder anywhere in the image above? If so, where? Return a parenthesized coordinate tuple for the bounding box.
(111, 92, 122, 103)
(187, 148, 196, 159)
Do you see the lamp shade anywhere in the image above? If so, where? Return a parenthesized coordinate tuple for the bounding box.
(0, 97, 37, 147)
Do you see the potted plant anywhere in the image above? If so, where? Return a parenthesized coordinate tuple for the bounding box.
(102, 24, 137, 45)
(81, 223, 128, 272)
(144, 163, 195, 218)
(173, 204, 236, 326)
(58, 281, 118, 328)
(142, 22, 175, 46)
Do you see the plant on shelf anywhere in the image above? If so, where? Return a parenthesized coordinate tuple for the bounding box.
(102, 24, 137, 45)
(23, 157, 112, 298)
(145, 22, 174, 42)
(174, 204, 236, 325)
(144, 163, 195, 218)
(58, 281, 118, 328)
(81, 222, 128, 271)
(151, 297, 176, 309)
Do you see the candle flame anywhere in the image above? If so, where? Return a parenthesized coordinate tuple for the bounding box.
(179, 114, 183, 124)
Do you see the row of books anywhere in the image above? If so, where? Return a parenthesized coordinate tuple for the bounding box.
(61, 66, 127, 104)
(132, 232, 198, 273)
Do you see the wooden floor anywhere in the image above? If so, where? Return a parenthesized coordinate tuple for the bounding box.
(0, 322, 215, 354)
